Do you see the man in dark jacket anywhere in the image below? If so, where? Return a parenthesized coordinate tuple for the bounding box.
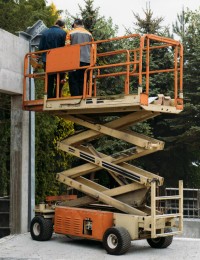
(39, 19, 66, 98)
(66, 19, 93, 96)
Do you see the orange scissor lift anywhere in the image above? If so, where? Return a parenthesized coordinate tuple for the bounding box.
(23, 34, 184, 255)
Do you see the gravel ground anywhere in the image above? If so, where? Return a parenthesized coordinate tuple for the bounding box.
(0, 233, 200, 260)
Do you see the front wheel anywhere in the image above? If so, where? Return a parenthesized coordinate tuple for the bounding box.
(147, 229, 173, 248)
(30, 216, 53, 241)
(103, 227, 131, 255)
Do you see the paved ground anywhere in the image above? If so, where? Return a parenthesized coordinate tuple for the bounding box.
(0, 233, 200, 260)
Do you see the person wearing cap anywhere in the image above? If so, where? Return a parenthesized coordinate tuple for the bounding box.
(38, 19, 66, 98)
(66, 19, 93, 96)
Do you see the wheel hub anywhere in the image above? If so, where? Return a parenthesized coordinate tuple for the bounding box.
(107, 234, 118, 249)
(33, 222, 40, 236)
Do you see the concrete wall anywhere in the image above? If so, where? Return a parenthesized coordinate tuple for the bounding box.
(10, 96, 30, 234)
(0, 28, 29, 94)
(0, 29, 30, 234)
(181, 219, 200, 238)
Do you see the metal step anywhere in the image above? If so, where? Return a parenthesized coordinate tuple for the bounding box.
(155, 213, 181, 219)
(156, 231, 182, 237)
(155, 195, 181, 200)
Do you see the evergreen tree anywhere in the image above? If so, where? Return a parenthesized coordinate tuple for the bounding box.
(0, 0, 60, 34)
(64, 0, 118, 40)
(68, 0, 123, 96)
(172, 8, 189, 41)
(130, 4, 173, 95)
(132, 6, 164, 34)
(161, 8, 200, 187)
(35, 113, 74, 203)
(134, 7, 200, 187)
(0, 0, 73, 200)
(121, 4, 189, 187)
(0, 94, 10, 196)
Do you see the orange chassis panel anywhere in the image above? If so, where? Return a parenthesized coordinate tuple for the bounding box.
(54, 206, 113, 241)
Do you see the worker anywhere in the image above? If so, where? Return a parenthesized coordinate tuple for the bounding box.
(38, 19, 66, 98)
(66, 19, 93, 96)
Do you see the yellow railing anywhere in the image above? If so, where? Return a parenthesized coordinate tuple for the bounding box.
(151, 180, 183, 238)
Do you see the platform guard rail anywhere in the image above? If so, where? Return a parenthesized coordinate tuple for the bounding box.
(23, 34, 183, 112)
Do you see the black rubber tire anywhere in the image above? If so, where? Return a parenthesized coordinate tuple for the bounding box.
(147, 228, 173, 248)
(103, 227, 131, 255)
(30, 216, 53, 241)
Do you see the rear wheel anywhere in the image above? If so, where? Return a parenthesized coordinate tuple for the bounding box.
(147, 229, 173, 248)
(103, 227, 131, 255)
(30, 216, 53, 241)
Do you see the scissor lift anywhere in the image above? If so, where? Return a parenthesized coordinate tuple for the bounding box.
(23, 34, 184, 255)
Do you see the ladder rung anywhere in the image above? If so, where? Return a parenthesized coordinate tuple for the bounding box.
(156, 231, 182, 237)
(155, 213, 181, 219)
(155, 195, 181, 200)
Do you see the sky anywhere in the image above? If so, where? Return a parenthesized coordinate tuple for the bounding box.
(46, 0, 200, 35)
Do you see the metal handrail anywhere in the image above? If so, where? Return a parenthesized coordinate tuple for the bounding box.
(151, 180, 183, 238)
(23, 34, 183, 110)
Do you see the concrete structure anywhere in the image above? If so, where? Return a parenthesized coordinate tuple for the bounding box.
(0, 233, 200, 259)
(0, 28, 30, 234)
(0, 29, 28, 95)
(0, 21, 47, 237)
(181, 219, 200, 238)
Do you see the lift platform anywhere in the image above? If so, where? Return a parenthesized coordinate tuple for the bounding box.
(24, 34, 184, 255)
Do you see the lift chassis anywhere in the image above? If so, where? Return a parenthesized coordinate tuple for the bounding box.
(32, 179, 183, 255)
(24, 33, 184, 255)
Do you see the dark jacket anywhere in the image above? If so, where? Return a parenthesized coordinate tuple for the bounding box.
(39, 25, 66, 62)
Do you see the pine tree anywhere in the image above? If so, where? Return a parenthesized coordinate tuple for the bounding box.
(162, 8, 200, 187)
(121, 4, 192, 187)
(0, 0, 72, 199)
(141, 8, 200, 187)
(0, 0, 60, 34)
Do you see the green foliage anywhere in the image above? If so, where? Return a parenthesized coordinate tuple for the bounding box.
(122, 4, 200, 188)
(128, 5, 174, 96)
(1, 0, 199, 200)
(78, 0, 100, 34)
(125, 3, 171, 36)
(74, 3, 182, 189)
(166, 8, 200, 186)
(64, 0, 118, 40)
(132, 7, 164, 34)
(35, 113, 74, 203)
(0, 0, 60, 34)
(172, 8, 189, 41)
(0, 0, 71, 201)
(0, 94, 10, 196)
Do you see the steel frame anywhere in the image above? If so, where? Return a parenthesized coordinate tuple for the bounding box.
(24, 33, 184, 240)
(54, 110, 183, 237)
